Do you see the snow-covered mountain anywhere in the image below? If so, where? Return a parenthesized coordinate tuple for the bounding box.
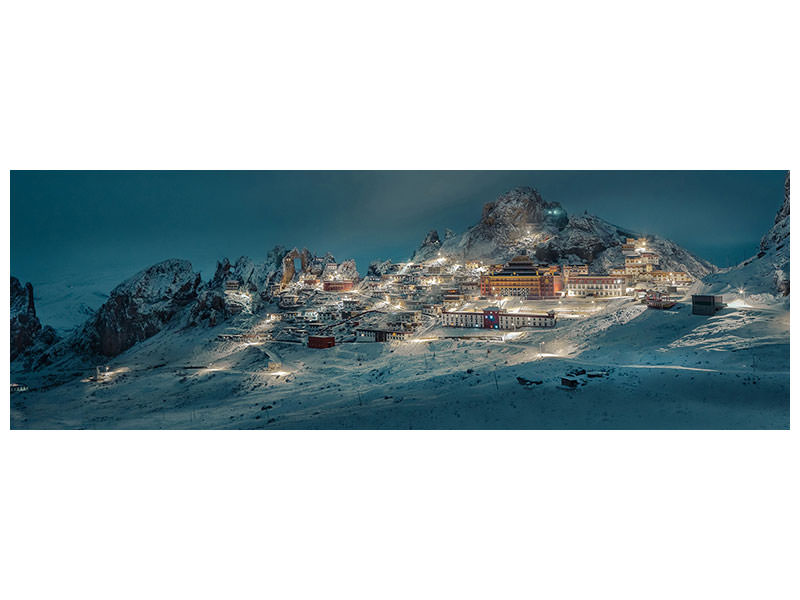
(701, 172, 789, 298)
(10, 182, 790, 429)
(71, 259, 202, 357)
(411, 186, 717, 278)
(11, 246, 362, 367)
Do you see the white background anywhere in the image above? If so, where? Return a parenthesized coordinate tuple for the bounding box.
(1, 1, 797, 599)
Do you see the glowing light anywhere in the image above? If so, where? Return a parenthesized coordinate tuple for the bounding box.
(196, 366, 226, 376)
(82, 366, 131, 383)
(727, 299, 752, 309)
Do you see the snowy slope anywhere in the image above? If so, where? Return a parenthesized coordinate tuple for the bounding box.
(10, 289, 788, 429)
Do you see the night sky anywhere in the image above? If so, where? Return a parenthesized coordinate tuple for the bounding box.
(11, 171, 786, 286)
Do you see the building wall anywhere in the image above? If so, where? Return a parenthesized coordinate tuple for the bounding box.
(692, 295, 722, 315)
(483, 309, 500, 328)
(442, 311, 556, 329)
(441, 312, 484, 327)
(563, 264, 589, 279)
(497, 313, 556, 328)
(566, 276, 626, 297)
(356, 329, 414, 342)
(308, 336, 336, 348)
(480, 274, 562, 298)
(323, 280, 355, 292)
(651, 270, 692, 285)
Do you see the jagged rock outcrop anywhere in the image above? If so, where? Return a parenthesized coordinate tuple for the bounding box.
(760, 172, 790, 252)
(323, 258, 359, 281)
(261, 247, 360, 291)
(478, 187, 568, 232)
(411, 186, 716, 278)
(11, 277, 39, 360)
(278, 247, 314, 286)
(189, 289, 228, 327)
(758, 171, 790, 295)
(75, 259, 202, 356)
(11, 277, 58, 362)
(367, 260, 394, 277)
(416, 230, 442, 258)
(210, 255, 279, 295)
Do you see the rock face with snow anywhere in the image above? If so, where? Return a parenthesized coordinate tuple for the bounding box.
(758, 171, 790, 295)
(412, 186, 716, 278)
(323, 258, 359, 281)
(367, 259, 394, 277)
(703, 171, 789, 297)
(210, 255, 281, 295)
(75, 259, 202, 356)
(254, 247, 360, 291)
(11, 277, 58, 362)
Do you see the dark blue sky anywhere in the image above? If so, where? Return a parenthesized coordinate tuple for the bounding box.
(11, 171, 786, 286)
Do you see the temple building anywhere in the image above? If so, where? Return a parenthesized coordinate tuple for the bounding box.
(323, 280, 355, 292)
(479, 255, 563, 298)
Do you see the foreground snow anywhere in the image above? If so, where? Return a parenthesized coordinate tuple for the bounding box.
(10, 293, 789, 429)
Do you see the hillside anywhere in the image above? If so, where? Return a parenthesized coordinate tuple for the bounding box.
(412, 186, 716, 278)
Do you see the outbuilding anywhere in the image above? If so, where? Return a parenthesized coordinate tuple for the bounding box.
(307, 335, 336, 349)
(692, 295, 724, 316)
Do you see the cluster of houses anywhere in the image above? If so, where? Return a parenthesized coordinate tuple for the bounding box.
(231, 243, 698, 348)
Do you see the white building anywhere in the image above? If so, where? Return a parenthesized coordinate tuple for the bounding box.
(498, 312, 557, 329)
(441, 311, 484, 328)
(441, 308, 556, 329)
(565, 276, 626, 297)
(356, 328, 415, 342)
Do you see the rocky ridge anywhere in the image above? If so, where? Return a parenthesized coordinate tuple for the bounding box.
(11, 277, 58, 364)
(412, 186, 716, 278)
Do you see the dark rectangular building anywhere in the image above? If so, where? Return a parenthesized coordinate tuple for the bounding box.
(307, 335, 336, 349)
(692, 295, 724, 316)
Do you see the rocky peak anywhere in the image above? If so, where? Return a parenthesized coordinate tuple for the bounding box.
(367, 259, 393, 277)
(11, 277, 58, 363)
(11, 277, 36, 319)
(760, 171, 790, 253)
(411, 185, 716, 278)
(479, 186, 568, 231)
(421, 230, 441, 248)
(325, 258, 358, 281)
(110, 259, 201, 305)
(11, 277, 41, 361)
(78, 259, 202, 357)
